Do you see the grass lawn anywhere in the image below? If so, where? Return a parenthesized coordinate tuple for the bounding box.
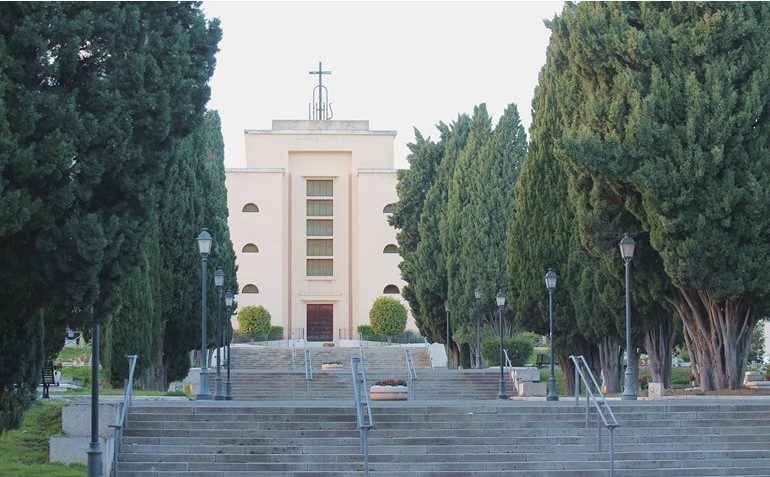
(54, 345, 92, 363)
(535, 365, 696, 398)
(0, 401, 85, 477)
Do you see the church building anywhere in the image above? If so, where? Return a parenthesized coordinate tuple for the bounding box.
(225, 64, 411, 341)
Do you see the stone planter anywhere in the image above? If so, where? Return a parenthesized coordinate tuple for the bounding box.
(321, 363, 344, 370)
(370, 385, 408, 401)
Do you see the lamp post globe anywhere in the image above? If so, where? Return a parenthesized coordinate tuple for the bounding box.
(544, 269, 559, 402)
(474, 288, 482, 369)
(619, 233, 637, 400)
(496, 290, 508, 399)
(213, 267, 225, 400)
(196, 228, 213, 400)
(224, 290, 234, 400)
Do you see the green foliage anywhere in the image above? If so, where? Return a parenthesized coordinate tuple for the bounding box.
(238, 306, 271, 339)
(356, 324, 376, 339)
(0, 388, 35, 432)
(0, 401, 85, 476)
(369, 297, 408, 337)
(516, 332, 542, 349)
(269, 325, 284, 341)
(749, 321, 765, 364)
(0, 3, 224, 394)
(481, 337, 534, 367)
(546, 2, 770, 389)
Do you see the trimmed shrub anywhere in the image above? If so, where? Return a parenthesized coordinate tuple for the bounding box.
(0, 387, 35, 431)
(369, 296, 408, 340)
(481, 337, 534, 367)
(237, 305, 271, 339)
(357, 324, 378, 340)
(268, 325, 284, 341)
(516, 331, 542, 348)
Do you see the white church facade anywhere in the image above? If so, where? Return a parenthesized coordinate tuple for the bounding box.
(225, 118, 413, 341)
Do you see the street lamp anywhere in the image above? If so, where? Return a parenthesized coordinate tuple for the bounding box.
(196, 228, 213, 400)
(445, 303, 451, 369)
(496, 289, 508, 400)
(213, 266, 225, 400)
(545, 269, 559, 402)
(87, 306, 102, 477)
(619, 233, 637, 400)
(224, 291, 234, 400)
(474, 288, 482, 369)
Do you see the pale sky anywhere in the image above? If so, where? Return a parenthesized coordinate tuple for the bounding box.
(202, 1, 564, 169)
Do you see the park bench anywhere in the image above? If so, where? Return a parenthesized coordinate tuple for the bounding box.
(535, 353, 548, 368)
(41, 359, 55, 398)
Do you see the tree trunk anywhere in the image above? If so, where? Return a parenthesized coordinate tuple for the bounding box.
(560, 336, 600, 395)
(669, 288, 757, 390)
(597, 336, 621, 393)
(643, 316, 675, 388)
(142, 320, 169, 390)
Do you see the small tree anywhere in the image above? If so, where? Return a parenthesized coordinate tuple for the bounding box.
(237, 305, 271, 341)
(369, 296, 408, 344)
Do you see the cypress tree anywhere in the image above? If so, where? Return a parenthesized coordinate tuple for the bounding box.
(411, 115, 470, 356)
(551, 2, 770, 389)
(0, 2, 222, 403)
(390, 128, 444, 324)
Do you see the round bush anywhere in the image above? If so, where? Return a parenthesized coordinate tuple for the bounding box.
(237, 305, 271, 339)
(369, 296, 408, 338)
(482, 336, 534, 367)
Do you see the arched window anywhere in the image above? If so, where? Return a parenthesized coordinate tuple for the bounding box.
(242, 243, 259, 253)
(242, 284, 259, 294)
(242, 203, 259, 212)
(382, 203, 396, 213)
(383, 244, 398, 254)
(383, 284, 400, 294)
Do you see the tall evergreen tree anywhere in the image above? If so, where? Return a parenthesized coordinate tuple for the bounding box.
(551, 2, 770, 389)
(506, 53, 599, 390)
(446, 104, 526, 363)
(390, 128, 444, 325)
(0, 2, 221, 405)
(411, 115, 470, 352)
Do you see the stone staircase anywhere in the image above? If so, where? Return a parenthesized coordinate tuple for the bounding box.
(218, 369, 502, 400)
(116, 400, 770, 476)
(230, 345, 432, 371)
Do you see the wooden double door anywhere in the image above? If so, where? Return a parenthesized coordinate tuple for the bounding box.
(306, 304, 333, 342)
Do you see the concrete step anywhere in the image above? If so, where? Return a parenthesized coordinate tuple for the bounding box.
(117, 400, 770, 475)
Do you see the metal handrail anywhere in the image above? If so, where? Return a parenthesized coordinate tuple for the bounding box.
(351, 356, 373, 477)
(304, 349, 313, 380)
(110, 355, 138, 477)
(570, 355, 619, 477)
(405, 349, 417, 398)
(503, 349, 513, 370)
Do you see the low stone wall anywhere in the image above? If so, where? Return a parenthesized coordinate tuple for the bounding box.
(49, 398, 122, 476)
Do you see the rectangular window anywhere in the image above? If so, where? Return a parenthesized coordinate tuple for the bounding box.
(307, 259, 333, 276)
(307, 219, 333, 236)
(306, 199, 333, 217)
(307, 179, 333, 197)
(307, 239, 333, 256)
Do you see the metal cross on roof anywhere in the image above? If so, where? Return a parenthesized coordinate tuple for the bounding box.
(308, 61, 333, 120)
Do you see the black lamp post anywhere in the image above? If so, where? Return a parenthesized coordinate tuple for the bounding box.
(445, 304, 451, 369)
(213, 266, 224, 400)
(196, 228, 212, 400)
(87, 306, 102, 477)
(496, 290, 508, 400)
(474, 288, 482, 369)
(619, 233, 637, 400)
(545, 269, 559, 402)
(224, 291, 234, 400)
